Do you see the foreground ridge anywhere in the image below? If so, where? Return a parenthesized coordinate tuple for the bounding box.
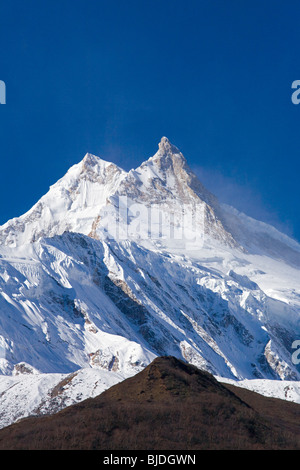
(0, 356, 299, 450)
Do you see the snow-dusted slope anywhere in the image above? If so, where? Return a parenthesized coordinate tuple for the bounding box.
(218, 375, 300, 404)
(0, 137, 299, 428)
(0, 366, 129, 429)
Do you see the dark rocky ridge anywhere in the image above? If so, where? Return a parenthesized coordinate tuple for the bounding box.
(0, 356, 299, 450)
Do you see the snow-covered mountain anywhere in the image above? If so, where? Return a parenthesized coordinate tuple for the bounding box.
(0, 136, 300, 428)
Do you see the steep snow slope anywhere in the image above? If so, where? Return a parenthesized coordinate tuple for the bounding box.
(0, 153, 126, 246)
(0, 230, 299, 381)
(0, 366, 129, 429)
(221, 203, 300, 269)
(0, 137, 299, 428)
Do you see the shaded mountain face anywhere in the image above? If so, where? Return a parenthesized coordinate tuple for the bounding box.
(0, 356, 299, 450)
(0, 137, 299, 429)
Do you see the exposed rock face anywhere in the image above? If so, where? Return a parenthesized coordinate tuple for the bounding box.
(12, 363, 39, 376)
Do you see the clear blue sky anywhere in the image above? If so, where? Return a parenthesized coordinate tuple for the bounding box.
(1, 0, 300, 240)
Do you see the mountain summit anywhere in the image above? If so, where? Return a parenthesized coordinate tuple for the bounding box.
(151, 136, 187, 169)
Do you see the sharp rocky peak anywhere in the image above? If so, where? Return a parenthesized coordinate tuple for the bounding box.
(137, 137, 217, 205)
(136, 137, 191, 184)
(158, 136, 182, 156)
(151, 136, 187, 169)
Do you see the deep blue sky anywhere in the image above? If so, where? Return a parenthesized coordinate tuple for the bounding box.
(1, 0, 300, 240)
